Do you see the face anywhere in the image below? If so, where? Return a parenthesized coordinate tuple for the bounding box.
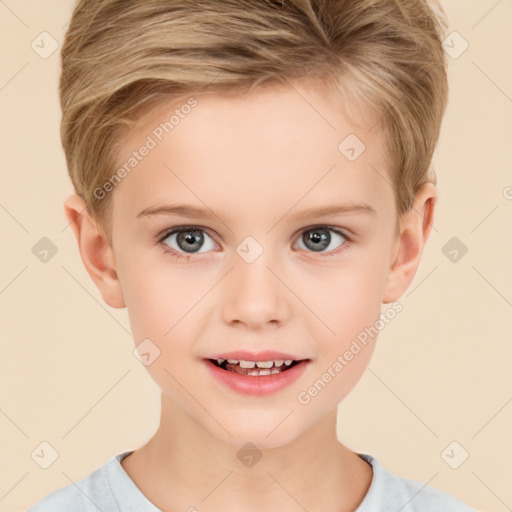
(106, 80, 399, 448)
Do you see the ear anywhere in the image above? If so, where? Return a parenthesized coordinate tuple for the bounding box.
(64, 194, 126, 309)
(383, 182, 437, 304)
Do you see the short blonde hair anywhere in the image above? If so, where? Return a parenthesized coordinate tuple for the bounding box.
(60, 0, 449, 244)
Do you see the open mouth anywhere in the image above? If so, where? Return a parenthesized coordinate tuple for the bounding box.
(207, 358, 304, 376)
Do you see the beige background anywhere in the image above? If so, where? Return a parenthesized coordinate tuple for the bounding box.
(1, 1, 511, 511)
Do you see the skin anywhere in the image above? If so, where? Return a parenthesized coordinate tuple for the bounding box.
(65, 79, 436, 512)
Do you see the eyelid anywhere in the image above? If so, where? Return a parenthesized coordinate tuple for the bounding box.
(294, 223, 353, 241)
(157, 224, 219, 244)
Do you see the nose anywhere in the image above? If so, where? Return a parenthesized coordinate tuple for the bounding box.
(221, 252, 290, 329)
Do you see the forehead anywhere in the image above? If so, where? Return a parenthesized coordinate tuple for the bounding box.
(111, 80, 392, 223)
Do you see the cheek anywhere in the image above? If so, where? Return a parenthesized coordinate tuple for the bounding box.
(303, 249, 389, 394)
(302, 283, 381, 408)
(118, 256, 196, 345)
(311, 252, 389, 335)
(121, 269, 201, 388)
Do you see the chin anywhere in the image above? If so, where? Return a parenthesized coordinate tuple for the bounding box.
(207, 414, 303, 451)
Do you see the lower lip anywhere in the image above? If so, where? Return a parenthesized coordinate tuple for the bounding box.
(203, 359, 310, 397)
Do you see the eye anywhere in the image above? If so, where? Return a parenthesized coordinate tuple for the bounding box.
(157, 224, 351, 262)
(295, 226, 349, 255)
(159, 226, 217, 256)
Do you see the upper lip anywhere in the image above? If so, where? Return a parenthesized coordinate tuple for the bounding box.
(206, 350, 310, 362)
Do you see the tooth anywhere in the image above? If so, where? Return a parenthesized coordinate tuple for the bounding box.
(255, 361, 274, 368)
(239, 360, 256, 368)
(274, 360, 284, 367)
(270, 367, 280, 375)
(227, 359, 239, 364)
(258, 369, 272, 376)
(284, 360, 293, 366)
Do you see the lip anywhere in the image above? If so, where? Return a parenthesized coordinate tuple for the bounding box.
(203, 358, 311, 397)
(207, 350, 308, 362)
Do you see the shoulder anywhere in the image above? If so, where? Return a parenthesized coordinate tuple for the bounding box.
(27, 457, 119, 512)
(356, 453, 478, 512)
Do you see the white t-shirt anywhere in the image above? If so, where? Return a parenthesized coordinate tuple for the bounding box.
(27, 451, 477, 511)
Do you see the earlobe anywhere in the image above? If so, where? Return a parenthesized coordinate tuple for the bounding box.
(64, 194, 126, 309)
(382, 182, 437, 304)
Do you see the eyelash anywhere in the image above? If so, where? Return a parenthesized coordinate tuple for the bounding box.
(156, 224, 353, 262)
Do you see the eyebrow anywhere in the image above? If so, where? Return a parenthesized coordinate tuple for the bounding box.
(136, 201, 376, 221)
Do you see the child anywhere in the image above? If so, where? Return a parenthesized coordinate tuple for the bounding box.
(28, 0, 477, 510)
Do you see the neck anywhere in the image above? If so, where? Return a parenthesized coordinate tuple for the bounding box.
(121, 393, 373, 512)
